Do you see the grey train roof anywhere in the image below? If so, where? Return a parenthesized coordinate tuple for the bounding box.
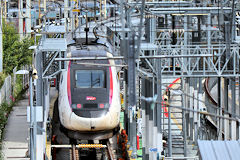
(71, 49, 108, 58)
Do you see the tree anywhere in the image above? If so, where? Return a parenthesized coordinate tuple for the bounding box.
(2, 22, 33, 74)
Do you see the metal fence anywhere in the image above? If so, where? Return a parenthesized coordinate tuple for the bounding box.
(163, 157, 199, 160)
(0, 76, 12, 104)
(21, 65, 30, 89)
(0, 65, 29, 105)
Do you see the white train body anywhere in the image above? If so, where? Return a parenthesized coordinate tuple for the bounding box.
(58, 48, 121, 140)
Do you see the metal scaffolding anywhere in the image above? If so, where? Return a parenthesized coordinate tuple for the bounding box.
(28, 0, 240, 159)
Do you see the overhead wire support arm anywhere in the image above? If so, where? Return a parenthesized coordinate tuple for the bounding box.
(54, 54, 213, 61)
(140, 96, 240, 122)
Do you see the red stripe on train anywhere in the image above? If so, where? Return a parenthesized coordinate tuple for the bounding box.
(109, 67, 113, 105)
(67, 61, 72, 109)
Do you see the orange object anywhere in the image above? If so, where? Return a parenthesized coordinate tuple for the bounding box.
(118, 129, 128, 159)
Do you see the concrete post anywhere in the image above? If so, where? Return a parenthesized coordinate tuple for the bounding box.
(123, 80, 128, 131)
(224, 79, 230, 140)
(26, 0, 31, 35)
(152, 79, 157, 160)
(168, 94, 172, 157)
(70, 0, 74, 31)
(148, 81, 154, 160)
(189, 78, 194, 140)
(157, 58, 163, 158)
(38, 0, 41, 25)
(120, 0, 125, 40)
(4, 0, 7, 19)
(36, 50, 43, 160)
(231, 79, 237, 140)
(145, 80, 150, 160)
(64, 0, 69, 32)
(207, 13, 211, 50)
(198, 78, 204, 140)
(128, 33, 137, 159)
(19, 0, 24, 39)
(29, 70, 35, 160)
(182, 78, 187, 157)
(150, 17, 156, 44)
(104, 0, 107, 19)
(238, 77, 240, 139)
(185, 78, 190, 138)
(43, 0, 46, 12)
(141, 79, 146, 160)
(194, 79, 198, 144)
(218, 77, 223, 140)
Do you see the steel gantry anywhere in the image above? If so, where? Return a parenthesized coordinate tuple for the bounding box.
(29, 0, 240, 159)
(32, 10, 67, 160)
(122, 0, 240, 159)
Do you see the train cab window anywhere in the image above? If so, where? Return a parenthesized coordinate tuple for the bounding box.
(75, 70, 105, 88)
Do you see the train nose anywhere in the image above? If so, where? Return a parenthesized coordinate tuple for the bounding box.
(72, 108, 109, 118)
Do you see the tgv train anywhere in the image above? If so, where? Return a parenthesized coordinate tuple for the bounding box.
(58, 45, 121, 140)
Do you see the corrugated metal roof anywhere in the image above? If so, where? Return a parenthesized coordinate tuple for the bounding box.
(198, 140, 240, 160)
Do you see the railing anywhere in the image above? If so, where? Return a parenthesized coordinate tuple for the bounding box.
(163, 156, 199, 160)
(0, 65, 29, 104)
(0, 75, 12, 104)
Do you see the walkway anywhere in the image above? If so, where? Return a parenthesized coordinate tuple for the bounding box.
(2, 94, 29, 160)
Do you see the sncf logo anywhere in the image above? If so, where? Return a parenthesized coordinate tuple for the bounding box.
(86, 96, 96, 101)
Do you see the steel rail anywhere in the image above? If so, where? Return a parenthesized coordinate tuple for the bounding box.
(106, 140, 116, 160)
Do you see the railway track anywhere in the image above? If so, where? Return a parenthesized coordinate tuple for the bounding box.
(52, 139, 117, 160)
(51, 100, 119, 160)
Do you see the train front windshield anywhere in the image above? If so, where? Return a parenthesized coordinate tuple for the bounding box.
(75, 70, 105, 88)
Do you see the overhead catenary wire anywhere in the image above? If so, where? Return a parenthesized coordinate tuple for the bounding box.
(140, 96, 240, 122)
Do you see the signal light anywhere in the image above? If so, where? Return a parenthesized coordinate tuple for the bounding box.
(77, 104, 82, 109)
(99, 104, 104, 108)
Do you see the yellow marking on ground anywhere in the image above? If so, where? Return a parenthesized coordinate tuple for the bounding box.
(166, 79, 183, 131)
(171, 114, 182, 130)
(46, 138, 51, 160)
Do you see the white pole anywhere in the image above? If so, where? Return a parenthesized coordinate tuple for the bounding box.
(44, 0, 46, 12)
(4, 0, 7, 19)
(0, 0, 3, 72)
(19, 0, 24, 39)
(26, 0, 31, 36)
(64, 0, 69, 32)
(104, 0, 107, 19)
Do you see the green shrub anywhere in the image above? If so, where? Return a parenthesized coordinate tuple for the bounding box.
(3, 21, 34, 75)
(0, 73, 6, 89)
